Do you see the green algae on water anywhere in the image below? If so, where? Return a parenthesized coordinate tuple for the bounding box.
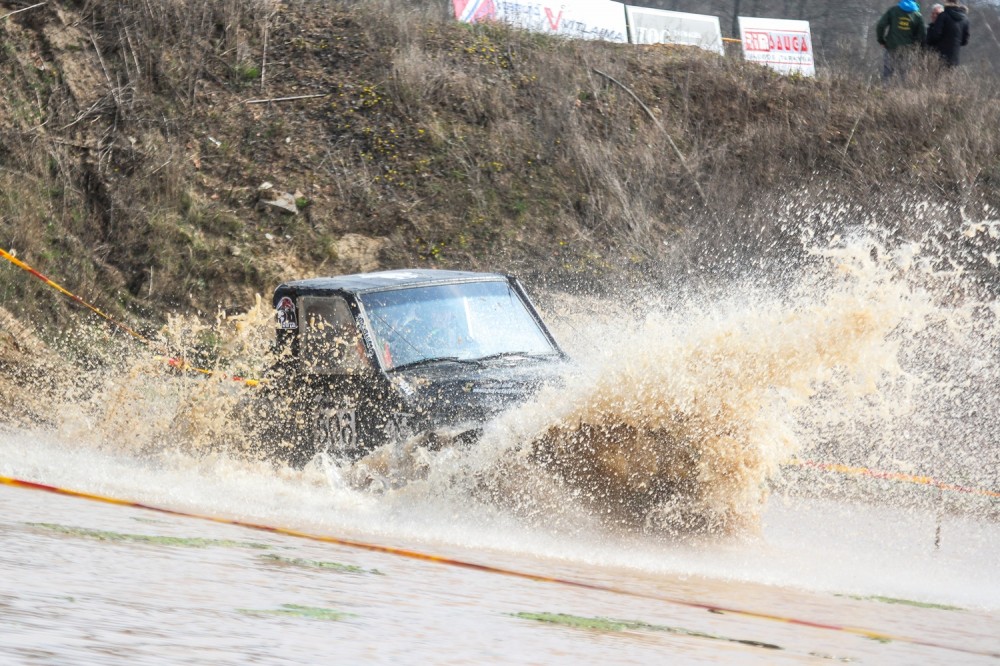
(240, 604, 357, 622)
(28, 523, 271, 550)
(258, 553, 383, 575)
(838, 594, 963, 611)
(512, 612, 782, 650)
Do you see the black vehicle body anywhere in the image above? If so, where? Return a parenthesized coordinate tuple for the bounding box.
(248, 269, 565, 466)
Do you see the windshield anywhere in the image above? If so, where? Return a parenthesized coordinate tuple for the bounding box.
(359, 280, 557, 370)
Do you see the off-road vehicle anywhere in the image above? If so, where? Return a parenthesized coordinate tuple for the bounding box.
(247, 269, 565, 466)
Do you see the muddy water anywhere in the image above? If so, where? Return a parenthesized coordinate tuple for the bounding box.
(2, 432, 999, 665)
(3, 232, 1000, 663)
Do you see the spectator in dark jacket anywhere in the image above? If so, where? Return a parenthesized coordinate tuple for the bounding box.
(876, 0, 927, 81)
(926, 1, 970, 67)
(929, 3, 944, 24)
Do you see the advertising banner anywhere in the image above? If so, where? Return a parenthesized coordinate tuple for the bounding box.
(453, 0, 496, 23)
(454, 0, 628, 43)
(738, 16, 815, 76)
(501, 1, 627, 42)
(624, 6, 723, 55)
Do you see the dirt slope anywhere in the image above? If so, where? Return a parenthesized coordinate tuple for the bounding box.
(1, 0, 998, 346)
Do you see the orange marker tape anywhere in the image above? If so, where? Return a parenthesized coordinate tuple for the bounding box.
(162, 356, 260, 387)
(1, 248, 260, 387)
(789, 459, 1000, 500)
(2, 474, 996, 659)
(1, 247, 149, 343)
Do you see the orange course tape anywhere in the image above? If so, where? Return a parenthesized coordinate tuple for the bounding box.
(1, 248, 259, 387)
(1, 474, 997, 659)
(788, 459, 1000, 500)
(1, 247, 149, 343)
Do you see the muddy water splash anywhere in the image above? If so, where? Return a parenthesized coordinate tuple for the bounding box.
(12, 231, 998, 538)
(49, 296, 277, 460)
(427, 237, 939, 536)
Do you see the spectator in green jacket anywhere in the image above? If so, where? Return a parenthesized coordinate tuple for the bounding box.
(876, 0, 927, 81)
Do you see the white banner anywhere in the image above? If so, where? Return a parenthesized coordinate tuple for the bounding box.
(625, 6, 723, 55)
(500, 1, 627, 42)
(738, 16, 815, 76)
(454, 0, 628, 43)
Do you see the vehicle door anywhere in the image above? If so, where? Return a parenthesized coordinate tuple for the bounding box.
(298, 295, 383, 458)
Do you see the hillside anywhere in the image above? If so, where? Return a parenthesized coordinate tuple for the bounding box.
(1, 0, 999, 345)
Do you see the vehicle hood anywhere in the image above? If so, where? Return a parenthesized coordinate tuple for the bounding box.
(389, 357, 565, 426)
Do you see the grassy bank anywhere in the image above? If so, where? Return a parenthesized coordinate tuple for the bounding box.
(1, 0, 999, 341)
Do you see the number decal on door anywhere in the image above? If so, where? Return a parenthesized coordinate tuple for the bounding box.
(317, 407, 357, 454)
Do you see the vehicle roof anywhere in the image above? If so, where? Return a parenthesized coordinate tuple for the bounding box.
(273, 269, 511, 301)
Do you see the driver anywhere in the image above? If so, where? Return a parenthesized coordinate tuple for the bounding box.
(421, 303, 472, 349)
(381, 300, 472, 367)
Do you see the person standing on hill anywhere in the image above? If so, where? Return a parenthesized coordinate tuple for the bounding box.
(926, 1, 971, 67)
(876, 0, 927, 81)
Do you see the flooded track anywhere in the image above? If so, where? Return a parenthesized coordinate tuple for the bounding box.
(3, 232, 1000, 663)
(2, 432, 998, 665)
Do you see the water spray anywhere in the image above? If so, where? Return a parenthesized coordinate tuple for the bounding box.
(0, 247, 260, 387)
(3, 243, 997, 535)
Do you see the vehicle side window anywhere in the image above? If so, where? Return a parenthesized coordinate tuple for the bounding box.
(300, 296, 367, 375)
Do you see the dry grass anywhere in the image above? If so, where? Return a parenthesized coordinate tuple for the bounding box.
(0, 0, 998, 342)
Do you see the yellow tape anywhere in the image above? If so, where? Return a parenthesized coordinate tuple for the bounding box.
(1, 248, 149, 343)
